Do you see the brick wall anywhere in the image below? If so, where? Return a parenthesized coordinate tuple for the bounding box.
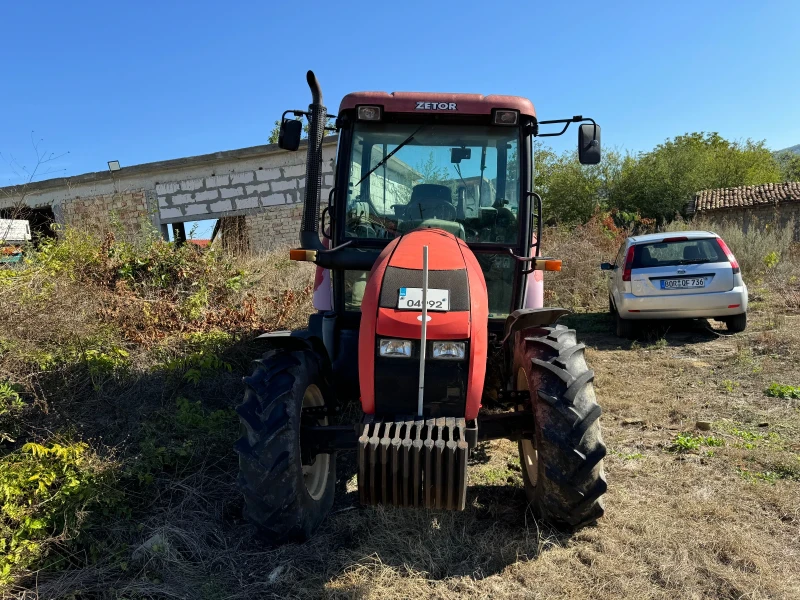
(61, 190, 150, 238)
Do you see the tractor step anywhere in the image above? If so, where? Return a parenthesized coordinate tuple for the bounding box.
(357, 417, 469, 511)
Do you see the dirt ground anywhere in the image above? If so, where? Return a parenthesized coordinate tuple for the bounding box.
(192, 310, 799, 600)
(22, 309, 800, 600)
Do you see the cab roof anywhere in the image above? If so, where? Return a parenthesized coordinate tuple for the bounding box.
(338, 91, 536, 118)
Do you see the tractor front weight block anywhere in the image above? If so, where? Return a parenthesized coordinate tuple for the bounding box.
(358, 418, 469, 511)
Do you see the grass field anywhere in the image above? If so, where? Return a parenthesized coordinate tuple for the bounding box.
(2, 221, 799, 598)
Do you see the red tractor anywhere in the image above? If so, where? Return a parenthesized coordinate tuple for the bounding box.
(236, 71, 606, 542)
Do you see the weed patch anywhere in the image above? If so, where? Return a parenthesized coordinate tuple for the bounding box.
(765, 382, 800, 399)
(0, 441, 120, 584)
(669, 433, 725, 453)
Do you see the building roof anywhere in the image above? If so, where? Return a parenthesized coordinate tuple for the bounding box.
(339, 91, 536, 118)
(0, 136, 339, 200)
(691, 182, 800, 213)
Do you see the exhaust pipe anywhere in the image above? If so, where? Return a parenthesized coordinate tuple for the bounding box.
(300, 70, 327, 252)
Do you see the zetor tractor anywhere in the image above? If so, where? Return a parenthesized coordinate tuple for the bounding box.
(235, 71, 607, 542)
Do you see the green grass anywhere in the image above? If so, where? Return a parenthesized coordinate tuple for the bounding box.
(669, 433, 724, 453)
(765, 382, 800, 399)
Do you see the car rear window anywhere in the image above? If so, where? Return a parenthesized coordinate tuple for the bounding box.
(632, 238, 726, 269)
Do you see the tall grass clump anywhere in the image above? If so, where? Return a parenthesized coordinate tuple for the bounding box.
(0, 226, 315, 591)
(543, 211, 630, 311)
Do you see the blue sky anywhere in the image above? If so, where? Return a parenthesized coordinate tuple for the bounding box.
(2, 0, 799, 238)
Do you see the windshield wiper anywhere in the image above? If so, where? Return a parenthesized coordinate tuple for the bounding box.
(676, 259, 709, 265)
(356, 124, 426, 186)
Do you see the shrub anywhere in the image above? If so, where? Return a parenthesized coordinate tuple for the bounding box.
(544, 210, 628, 311)
(0, 441, 119, 584)
(0, 383, 24, 443)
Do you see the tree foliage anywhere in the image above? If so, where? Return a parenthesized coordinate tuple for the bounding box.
(610, 133, 781, 222)
(268, 118, 336, 145)
(535, 145, 623, 224)
(534, 132, 786, 225)
(775, 150, 800, 182)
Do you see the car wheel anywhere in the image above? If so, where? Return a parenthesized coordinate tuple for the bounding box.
(615, 311, 636, 339)
(726, 313, 747, 333)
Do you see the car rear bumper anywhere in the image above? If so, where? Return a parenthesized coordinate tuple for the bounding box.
(616, 285, 748, 320)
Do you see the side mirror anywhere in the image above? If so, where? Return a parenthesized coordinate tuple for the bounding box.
(600, 262, 614, 271)
(279, 119, 303, 151)
(578, 123, 601, 165)
(451, 147, 472, 164)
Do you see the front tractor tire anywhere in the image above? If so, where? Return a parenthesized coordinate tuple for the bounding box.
(235, 348, 336, 543)
(516, 325, 607, 529)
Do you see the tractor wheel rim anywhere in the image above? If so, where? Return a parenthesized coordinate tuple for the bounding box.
(517, 368, 538, 487)
(520, 439, 538, 487)
(301, 384, 329, 501)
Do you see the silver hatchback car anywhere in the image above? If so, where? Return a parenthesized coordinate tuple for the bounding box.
(602, 231, 748, 338)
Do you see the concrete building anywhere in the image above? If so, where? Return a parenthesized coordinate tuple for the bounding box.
(0, 138, 338, 251)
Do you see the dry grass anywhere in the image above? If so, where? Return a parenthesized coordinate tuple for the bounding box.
(3, 225, 800, 599)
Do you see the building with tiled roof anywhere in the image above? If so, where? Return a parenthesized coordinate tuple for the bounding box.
(688, 182, 800, 240)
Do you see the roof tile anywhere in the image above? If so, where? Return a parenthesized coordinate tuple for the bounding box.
(692, 182, 800, 212)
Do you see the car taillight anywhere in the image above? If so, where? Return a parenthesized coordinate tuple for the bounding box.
(622, 246, 635, 282)
(716, 238, 740, 274)
(662, 236, 688, 243)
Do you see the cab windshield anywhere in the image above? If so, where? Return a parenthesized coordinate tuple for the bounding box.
(345, 122, 520, 244)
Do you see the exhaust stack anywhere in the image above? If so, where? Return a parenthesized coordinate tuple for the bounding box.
(300, 70, 327, 252)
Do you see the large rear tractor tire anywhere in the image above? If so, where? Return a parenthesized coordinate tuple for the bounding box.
(235, 348, 336, 543)
(516, 325, 607, 529)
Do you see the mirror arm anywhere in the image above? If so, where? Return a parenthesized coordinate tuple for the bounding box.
(282, 109, 309, 121)
(536, 115, 597, 138)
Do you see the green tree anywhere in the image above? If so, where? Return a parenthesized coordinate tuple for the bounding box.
(610, 132, 782, 222)
(534, 143, 623, 224)
(268, 118, 336, 144)
(775, 150, 800, 182)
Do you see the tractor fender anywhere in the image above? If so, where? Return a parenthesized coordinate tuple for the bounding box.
(502, 308, 571, 344)
(254, 331, 333, 377)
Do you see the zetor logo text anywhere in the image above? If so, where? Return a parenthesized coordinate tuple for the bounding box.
(416, 101, 457, 110)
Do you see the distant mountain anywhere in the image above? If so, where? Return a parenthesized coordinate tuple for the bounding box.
(778, 144, 800, 155)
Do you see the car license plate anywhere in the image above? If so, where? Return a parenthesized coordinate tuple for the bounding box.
(397, 287, 450, 311)
(660, 278, 705, 289)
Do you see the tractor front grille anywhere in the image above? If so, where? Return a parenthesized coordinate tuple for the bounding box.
(357, 417, 468, 510)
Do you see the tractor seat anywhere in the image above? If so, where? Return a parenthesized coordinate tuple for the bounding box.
(404, 184, 456, 221)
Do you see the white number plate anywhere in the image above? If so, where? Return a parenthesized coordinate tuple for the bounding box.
(660, 278, 705, 289)
(397, 287, 450, 311)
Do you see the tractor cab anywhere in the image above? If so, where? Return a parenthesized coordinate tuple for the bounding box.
(281, 84, 601, 326)
(336, 99, 527, 318)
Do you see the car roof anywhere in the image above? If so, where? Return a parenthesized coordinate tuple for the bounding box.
(628, 231, 719, 244)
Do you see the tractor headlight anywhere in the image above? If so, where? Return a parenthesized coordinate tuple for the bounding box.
(431, 341, 466, 360)
(379, 339, 413, 358)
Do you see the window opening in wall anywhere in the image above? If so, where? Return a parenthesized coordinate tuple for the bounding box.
(167, 219, 218, 249)
(0, 206, 57, 244)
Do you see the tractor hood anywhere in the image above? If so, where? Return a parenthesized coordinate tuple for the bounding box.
(358, 229, 488, 420)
